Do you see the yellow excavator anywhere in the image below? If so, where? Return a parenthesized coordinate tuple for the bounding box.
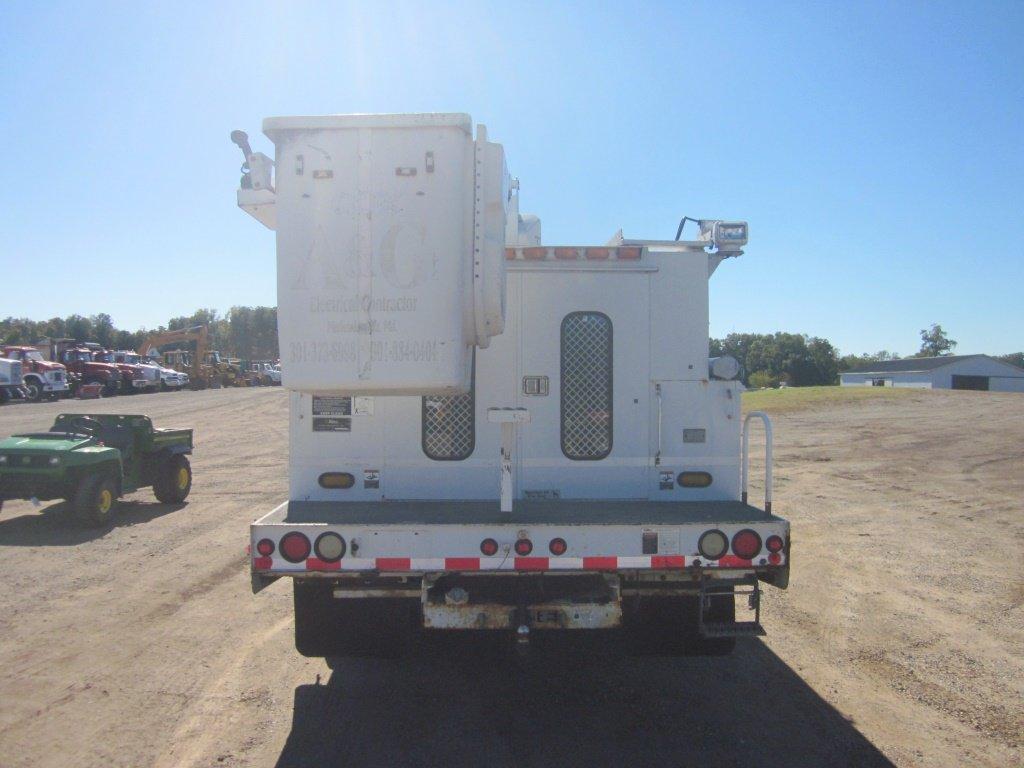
(137, 325, 239, 389)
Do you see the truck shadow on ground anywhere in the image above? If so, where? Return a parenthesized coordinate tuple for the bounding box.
(275, 635, 894, 768)
(0, 500, 188, 546)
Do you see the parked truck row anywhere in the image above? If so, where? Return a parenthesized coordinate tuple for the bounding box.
(0, 333, 281, 405)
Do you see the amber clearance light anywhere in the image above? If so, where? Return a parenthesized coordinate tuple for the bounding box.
(319, 472, 355, 489)
(678, 471, 712, 488)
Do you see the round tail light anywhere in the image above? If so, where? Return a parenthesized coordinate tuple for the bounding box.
(314, 532, 346, 562)
(731, 529, 762, 560)
(549, 538, 567, 556)
(514, 539, 533, 556)
(765, 535, 784, 553)
(480, 538, 499, 556)
(698, 529, 728, 560)
(256, 538, 275, 557)
(280, 532, 311, 563)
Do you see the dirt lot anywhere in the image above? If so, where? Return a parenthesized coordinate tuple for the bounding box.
(0, 387, 1021, 767)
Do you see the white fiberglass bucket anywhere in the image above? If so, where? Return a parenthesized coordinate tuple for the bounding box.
(264, 113, 508, 395)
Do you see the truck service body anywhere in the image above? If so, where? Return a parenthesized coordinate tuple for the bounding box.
(236, 113, 788, 656)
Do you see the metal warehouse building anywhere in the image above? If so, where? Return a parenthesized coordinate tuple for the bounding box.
(840, 354, 1024, 392)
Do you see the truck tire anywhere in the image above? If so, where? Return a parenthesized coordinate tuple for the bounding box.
(23, 377, 42, 402)
(74, 476, 118, 527)
(624, 592, 736, 657)
(103, 380, 119, 397)
(294, 581, 416, 658)
(154, 455, 192, 504)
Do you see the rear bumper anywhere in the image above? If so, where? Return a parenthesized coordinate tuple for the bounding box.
(250, 500, 790, 594)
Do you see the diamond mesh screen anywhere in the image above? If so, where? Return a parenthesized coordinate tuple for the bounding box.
(561, 312, 613, 460)
(422, 390, 475, 460)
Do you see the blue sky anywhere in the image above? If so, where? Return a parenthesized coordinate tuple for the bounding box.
(2, 1, 1021, 356)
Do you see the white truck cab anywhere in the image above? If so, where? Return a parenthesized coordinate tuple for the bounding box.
(0, 357, 25, 403)
(235, 113, 787, 657)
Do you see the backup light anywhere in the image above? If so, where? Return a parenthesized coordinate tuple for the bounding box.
(0, 455, 7, 464)
(49, 457, 60, 466)
(314, 532, 346, 561)
(698, 529, 728, 560)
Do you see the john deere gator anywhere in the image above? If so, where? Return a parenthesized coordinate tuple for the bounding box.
(0, 414, 193, 525)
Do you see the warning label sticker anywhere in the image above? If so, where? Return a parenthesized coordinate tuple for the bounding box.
(312, 396, 351, 417)
(312, 416, 351, 432)
(311, 395, 374, 417)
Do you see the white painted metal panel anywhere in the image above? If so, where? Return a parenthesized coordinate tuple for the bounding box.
(267, 114, 506, 395)
(516, 268, 650, 499)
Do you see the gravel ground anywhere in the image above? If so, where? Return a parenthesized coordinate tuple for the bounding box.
(0, 387, 1020, 767)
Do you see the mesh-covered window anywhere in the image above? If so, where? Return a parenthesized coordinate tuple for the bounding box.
(422, 365, 475, 461)
(561, 312, 613, 460)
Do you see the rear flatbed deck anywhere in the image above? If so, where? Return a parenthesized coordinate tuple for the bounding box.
(267, 499, 778, 526)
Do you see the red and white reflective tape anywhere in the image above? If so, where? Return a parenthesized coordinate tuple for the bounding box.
(252, 552, 782, 573)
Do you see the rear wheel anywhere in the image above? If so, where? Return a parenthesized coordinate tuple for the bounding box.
(154, 454, 192, 503)
(294, 581, 416, 658)
(74, 476, 118, 526)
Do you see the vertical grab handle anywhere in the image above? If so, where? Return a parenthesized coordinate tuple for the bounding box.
(742, 411, 773, 514)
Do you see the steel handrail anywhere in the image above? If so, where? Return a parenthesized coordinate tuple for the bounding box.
(741, 411, 773, 514)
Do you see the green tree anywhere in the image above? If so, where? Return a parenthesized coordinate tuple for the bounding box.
(64, 314, 94, 342)
(748, 370, 776, 389)
(91, 313, 115, 348)
(916, 324, 956, 357)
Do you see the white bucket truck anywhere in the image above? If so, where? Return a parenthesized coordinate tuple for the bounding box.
(234, 113, 788, 657)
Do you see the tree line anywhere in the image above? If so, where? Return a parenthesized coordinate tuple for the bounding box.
(1, 313, 1019, 386)
(0, 307, 279, 361)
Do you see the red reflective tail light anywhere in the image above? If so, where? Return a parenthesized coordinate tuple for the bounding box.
(549, 538, 567, 556)
(731, 529, 762, 560)
(280, 532, 311, 563)
(480, 538, 499, 557)
(514, 539, 533, 556)
(256, 538, 275, 557)
(765, 535, 784, 553)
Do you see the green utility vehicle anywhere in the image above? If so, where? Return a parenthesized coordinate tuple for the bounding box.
(0, 414, 193, 526)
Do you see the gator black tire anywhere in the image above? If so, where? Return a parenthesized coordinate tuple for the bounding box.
(154, 455, 192, 504)
(624, 592, 736, 657)
(294, 581, 416, 658)
(74, 476, 118, 527)
(102, 379, 120, 397)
